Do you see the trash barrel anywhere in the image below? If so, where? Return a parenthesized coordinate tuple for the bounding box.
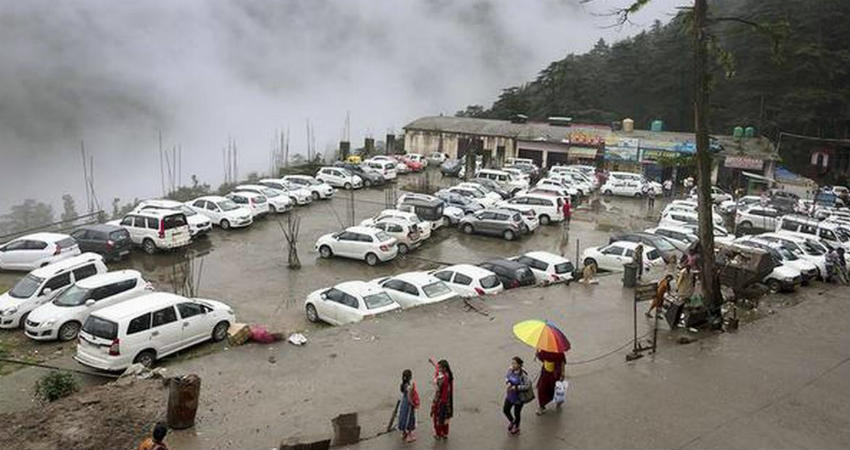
(167, 374, 201, 429)
(623, 262, 638, 288)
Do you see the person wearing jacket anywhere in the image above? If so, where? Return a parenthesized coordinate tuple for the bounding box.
(503, 356, 532, 435)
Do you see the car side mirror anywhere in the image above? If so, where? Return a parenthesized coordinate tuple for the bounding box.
(85, 299, 96, 307)
(42, 288, 52, 296)
(320, 293, 328, 300)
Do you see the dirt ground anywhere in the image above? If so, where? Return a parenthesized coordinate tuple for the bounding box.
(0, 378, 166, 450)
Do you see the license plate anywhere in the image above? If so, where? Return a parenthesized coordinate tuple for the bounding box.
(119, 250, 130, 256)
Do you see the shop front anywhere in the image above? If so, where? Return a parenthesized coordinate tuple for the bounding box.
(603, 137, 640, 172)
(566, 131, 605, 167)
(639, 139, 697, 182)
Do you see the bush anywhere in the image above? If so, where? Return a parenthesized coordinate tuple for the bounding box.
(34, 371, 79, 402)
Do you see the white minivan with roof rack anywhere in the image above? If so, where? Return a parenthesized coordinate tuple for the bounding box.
(0, 253, 106, 329)
(111, 209, 191, 254)
(0, 232, 80, 272)
(498, 193, 564, 225)
(475, 169, 528, 192)
(25, 270, 152, 341)
(75, 292, 235, 370)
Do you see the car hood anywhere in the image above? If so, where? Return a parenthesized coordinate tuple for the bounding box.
(193, 298, 233, 312)
(773, 265, 801, 278)
(444, 206, 464, 218)
(1, 292, 30, 309)
(29, 302, 78, 322)
(187, 214, 211, 226)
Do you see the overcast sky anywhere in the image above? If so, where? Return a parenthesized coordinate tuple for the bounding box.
(0, 0, 683, 213)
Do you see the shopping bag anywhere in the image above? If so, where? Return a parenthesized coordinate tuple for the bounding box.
(554, 380, 568, 405)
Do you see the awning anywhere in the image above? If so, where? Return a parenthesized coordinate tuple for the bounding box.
(741, 171, 774, 183)
(568, 147, 599, 159)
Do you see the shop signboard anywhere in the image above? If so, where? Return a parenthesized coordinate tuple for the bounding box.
(724, 156, 764, 170)
(605, 137, 640, 162)
(568, 131, 605, 147)
(640, 149, 679, 162)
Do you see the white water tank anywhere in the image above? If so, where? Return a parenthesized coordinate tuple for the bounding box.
(622, 118, 634, 132)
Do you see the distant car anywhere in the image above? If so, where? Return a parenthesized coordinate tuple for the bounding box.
(428, 152, 449, 165)
(234, 184, 295, 214)
(581, 241, 661, 272)
(751, 233, 827, 280)
(440, 159, 464, 177)
(360, 209, 433, 240)
(644, 225, 697, 252)
(133, 199, 213, 237)
(315, 226, 398, 266)
(0, 232, 80, 272)
(498, 206, 539, 234)
(458, 208, 524, 241)
(258, 178, 314, 205)
(187, 196, 253, 230)
(733, 239, 808, 291)
(405, 153, 428, 168)
(69, 224, 132, 262)
(431, 264, 504, 298)
(478, 258, 536, 289)
(662, 203, 724, 226)
(680, 223, 734, 245)
(226, 191, 270, 219)
(25, 270, 152, 341)
(535, 178, 578, 198)
(396, 193, 461, 228)
(375, 272, 457, 308)
(345, 154, 362, 164)
(511, 251, 574, 285)
(469, 178, 510, 199)
(447, 186, 493, 208)
(0, 253, 106, 329)
(75, 292, 235, 370)
(475, 169, 528, 193)
(689, 186, 733, 204)
(282, 175, 335, 200)
(435, 190, 483, 214)
(367, 218, 424, 255)
(719, 195, 761, 215)
(398, 156, 424, 172)
(457, 182, 502, 205)
(609, 232, 679, 262)
(304, 281, 399, 325)
(333, 162, 386, 188)
(497, 193, 564, 225)
(315, 166, 363, 190)
(735, 206, 781, 233)
(601, 179, 644, 197)
(363, 159, 398, 181)
(111, 209, 191, 254)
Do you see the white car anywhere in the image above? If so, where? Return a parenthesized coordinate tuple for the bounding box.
(364, 159, 398, 180)
(258, 178, 314, 205)
(430, 264, 504, 298)
(731, 240, 804, 292)
(753, 233, 827, 279)
(447, 186, 493, 208)
(679, 222, 734, 245)
(375, 272, 458, 308)
(226, 191, 270, 218)
(535, 178, 579, 198)
(428, 152, 449, 165)
(581, 241, 662, 272)
(235, 184, 295, 213)
(133, 199, 213, 238)
(662, 204, 725, 226)
(1, 253, 106, 329)
(719, 195, 761, 214)
(187, 196, 253, 229)
(497, 193, 564, 225)
(499, 206, 540, 234)
(0, 233, 80, 272)
(501, 167, 530, 184)
(689, 186, 733, 204)
(644, 225, 697, 252)
(406, 153, 428, 168)
(512, 251, 575, 285)
(458, 182, 502, 205)
(660, 210, 730, 236)
(315, 167, 362, 190)
(75, 292, 235, 370)
(111, 209, 191, 254)
(475, 169, 528, 192)
(736, 237, 819, 284)
(315, 226, 398, 266)
(25, 270, 152, 341)
(304, 281, 400, 325)
(395, 193, 464, 227)
(282, 175, 335, 200)
(547, 172, 589, 196)
(367, 218, 425, 255)
(735, 206, 780, 232)
(601, 179, 644, 197)
(360, 209, 432, 240)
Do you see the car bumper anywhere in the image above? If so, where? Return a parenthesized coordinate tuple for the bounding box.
(378, 248, 399, 261)
(296, 196, 313, 205)
(0, 314, 23, 329)
(25, 323, 58, 340)
(230, 216, 253, 228)
(190, 223, 213, 237)
(321, 189, 334, 199)
(781, 276, 801, 291)
(74, 348, 127, 372)
(271, 202, 294, 213)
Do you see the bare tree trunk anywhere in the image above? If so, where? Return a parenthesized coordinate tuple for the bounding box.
(693, 0, 720, 307)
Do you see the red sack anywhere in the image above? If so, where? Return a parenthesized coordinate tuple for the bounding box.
(410, 382, 421, 408)
(249, 325, 281, 344)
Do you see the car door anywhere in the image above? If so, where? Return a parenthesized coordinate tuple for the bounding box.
(94, 278, 140, 312)
(334, 232, 358, 258)
(0, 239, 31, 269)
(150, 305, 183, 355)
(335, 292, 362, 324)
(355, 233, 375, 258)
(382, 280, 417, 307)
(120, 215, 140, 244)
(176, 302, 211, 344)
(599, 245, 625, 271)
(432, 270, 456, 292)
(70, 229, 92, 253)
(476, 211, 496, 234)
(204, 201, 223, 222)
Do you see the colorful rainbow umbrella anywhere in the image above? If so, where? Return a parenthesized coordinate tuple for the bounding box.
(512, 320, 571, 353)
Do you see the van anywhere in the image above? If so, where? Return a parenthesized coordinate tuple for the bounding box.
(0, 253, 106, 329)
(475, 169, 527, 193)
(75, 292, 235, 371)
(113, 209, 191, 254)
(776, 215, 850, 251)
(365, 160, 398, 180)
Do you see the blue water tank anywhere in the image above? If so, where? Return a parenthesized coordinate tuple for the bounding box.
(744, 126, 756, 138)
(733, 126, 744, 138)
(650, 120, 664, 132)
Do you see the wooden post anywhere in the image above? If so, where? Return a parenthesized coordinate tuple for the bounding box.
(167, 374, 201, 429)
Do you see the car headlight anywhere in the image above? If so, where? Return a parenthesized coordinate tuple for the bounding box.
(44, 319, 56, 327)
(1, 307, 18, 316)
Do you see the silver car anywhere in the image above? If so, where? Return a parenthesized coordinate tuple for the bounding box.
(458, 208, 524, 241)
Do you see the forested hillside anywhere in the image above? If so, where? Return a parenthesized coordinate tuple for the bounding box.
(459, 0, 849, 142)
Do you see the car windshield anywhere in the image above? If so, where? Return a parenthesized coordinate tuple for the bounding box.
(9, 274, 43, 299)
(422, 281, 452, 298)
(647, 249, 661, 260)
(219, 200, 240, 211)
(554, 262, 574, 274)
(803, 239, 827, 254)
(179, 205, 197, 216)
(775, 247, 798, 260)
(363, 292, 394, 310)
(53, 284, 93, 307)
(648, 237, 675, 251)
(480, 274, 500, 289)
(376, 231, 392, 242)
(262, 188, 280, 197)
(835, 227, 850, 242)
(308, 178, 322, 185)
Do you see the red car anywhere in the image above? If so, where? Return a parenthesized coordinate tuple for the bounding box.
(400, 156, 424, 172)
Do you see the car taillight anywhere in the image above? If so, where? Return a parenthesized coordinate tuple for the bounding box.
(53, 244, 61, 255)
(550, 274, 559, 281)
(250, 198, 255, 205)
(474, 287, 485, 296)
(380, 244, 389, 252)
(106, 240, 114, 250)
(158, 220, 165, 239)
(510, 279, 519, 288)
(108, 338, 120, 356)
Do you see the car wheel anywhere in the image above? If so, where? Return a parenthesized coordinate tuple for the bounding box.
(578, 189, 584, 197)
(767, 279, 781, 293)
(604, 190, 613, 196)
(442, 216, 451, 227)
(540, 214, 551, 225)
(503, 229, 516, 241)
(364, 179, 372, 188)
(312, 191, 320, 200)
(462, 224, 474, 234)
(18, 312, 29, 330)
(306, 304, 319, 323)
(270, 205, 278, 213)
(365, 253, 379, 266)
(58, 321, 81, 341)
(634, 192, 642, 198)
(398, 243, 409, 255)
(142, 239, 157, 255)
(520, 224, 529, 234)
(211, 321, 229, 342)
(344, 182, 352, 190)
(584, 258, 597, 270)
(739, 221, 752, 230)
(290, 196, 298, 205)
(319, 245, 333, 258)
(220, 219, 231, 230)
(133, 350, 156, 368)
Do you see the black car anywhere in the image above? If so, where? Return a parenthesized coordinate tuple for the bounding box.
(333, 162, 386, 188)
(478, 258, 536, 289)
(435, 190, 483, 214)
(69, 224, 133, 261)
(440, 159, 464, 177)
(609, 231, 678, 262)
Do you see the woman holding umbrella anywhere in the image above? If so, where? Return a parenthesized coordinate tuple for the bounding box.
(512, 320, 571, 416)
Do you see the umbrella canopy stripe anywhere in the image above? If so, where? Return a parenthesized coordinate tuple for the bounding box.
(512, 319, 571, 353)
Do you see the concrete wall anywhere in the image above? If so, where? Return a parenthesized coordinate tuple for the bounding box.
(404, 129, 516, 160)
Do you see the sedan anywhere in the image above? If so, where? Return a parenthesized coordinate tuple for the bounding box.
(258, 178, 314, 205)
(0, 233, 80, 271)
(458, 209, 524, 241)
(581, 241, 662, 272)
(478, 259, 536, 289)
(376, 272, 458, 308)
(315, 167, 363, 190)
(430, 264, 504, 298)
(282, 175, 335, 200)
(187, 196, 253, 230)
(315, 226, 398, 266)
(304, 281, 400, 325)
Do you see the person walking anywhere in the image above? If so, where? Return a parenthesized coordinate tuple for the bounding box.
(503, 356, 532, 435)
(646, 274, 673, 318)
(647, 186, 657, 210)
(397, 369, 419, 443)
(634, 243, 644, 280)
(663, 179, 673, 197)
(836, 248, 849, 285)
(535, 350, 566, 415)
(563, 197, 572, 226)
(430, 359, 454, 440)
(138, 423, 169, 450)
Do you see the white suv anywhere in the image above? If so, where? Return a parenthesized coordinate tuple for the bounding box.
(0, 253, 106, 329)
(315, 167, 362, 190)
(283, 175, 335, 199)
(364, 160, 398, 181)
(0, 233, 80, 271)
(133, 199, 212, 238)
(112, 209, 191, 254)
(735, 206, 780, 232)
(497, 193, 564, 225)
(475, 169, 528, 192)
(235, 184, 294, 214)
(187, 196, 253, 230)
(25, 270, 152, 341)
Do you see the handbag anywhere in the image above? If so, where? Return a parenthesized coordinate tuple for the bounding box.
(554, 380, 568, 404)
(517, 373, 535, 404)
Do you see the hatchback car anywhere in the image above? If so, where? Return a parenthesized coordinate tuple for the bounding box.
(511, 251, 574, 285)
(459, 208, 524, 241)
(315, 226, 398, 266)
(0, 233, 80, 271)
(435, 190, 483, 214)
(25, 270, 152, 341)
(367, 218, 424, 255)
(364, 159, 398, 181)
(187, 196, 253, 230)
(431, 264, 503, 298)
(69, 224, 132, 262)
(478, 259, 536, 289)
(315, 167, 362, 190)
(226, 191, 270, 218)
(234, 184, 295, 213)
(609, 232, 679, 262)
(257, 178, 314, 205)
(112, 209, 191, 254)
(375, 272, 457, 308)
(360, 209, 432, 240)
(282, 175, 335, 199)
(497, 193, 564, 225)
(304, 281, 399, 325)
(581, 241, 662, 272)
(333, 162, 386, 188)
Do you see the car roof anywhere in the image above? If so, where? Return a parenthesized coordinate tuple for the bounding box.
(480, 208, 518, 216)
(196, 195, 228, 202)
(92, 292, 187, 321)
(438, 264, 494, 278)
(650, 225, 695, 234)
(481, 258, 527, 270)
(138, 199, 182, 208)
(608, 240, 652, 250)
(374, 217, 409, 227)
(76, 270, 142, 289)
(346, 225, 382, 235)
(236, 184, 268, 190)
(285, 174, 314, 179)
(229, 190, 264, 198)
(523, 251, 569, 264)
(336, 280, 384, 296)
(521, 192, 560, 200)
(31, 253, 104, 277)
(392, 271, 436, 284)
(10, 232, 69, 243)
(380, 209, 415, 217)
(75, 223, 125, 233)
(131, 208, 184, 218)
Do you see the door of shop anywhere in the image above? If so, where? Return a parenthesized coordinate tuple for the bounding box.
(457, 137, 483, 159)
(546, 151, 569, 168)
(517, 149, 543, 167)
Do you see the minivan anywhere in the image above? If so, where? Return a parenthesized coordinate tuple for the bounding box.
(475, 169, 528, 193)
(776, 215, 850, 251)
(113, 209, 191, 254)
(0, 253, 106, 329)
(365, 160, 398, 181)
(75, 292, 235, 371)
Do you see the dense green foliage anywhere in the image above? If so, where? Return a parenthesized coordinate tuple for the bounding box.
(461, 0, 849, 142)
(33, 371, 79, 403)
